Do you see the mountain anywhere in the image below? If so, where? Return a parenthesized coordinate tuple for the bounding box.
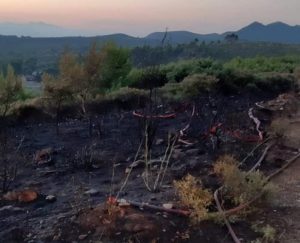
(235, 21, 300, 43)
(146, 22, 300, 44)
(0, 21, 300, 43)
(146, 31, 221, 44)
(0, 22, 84, 37)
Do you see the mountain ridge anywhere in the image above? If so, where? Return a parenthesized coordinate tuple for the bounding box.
(0, 21, 300, 44)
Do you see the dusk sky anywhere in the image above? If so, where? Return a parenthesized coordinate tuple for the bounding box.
(0, 0, 299, 36)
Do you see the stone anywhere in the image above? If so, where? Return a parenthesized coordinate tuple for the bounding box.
(84, 189, 100, 196)
(0, 206, 24, 215)
(46, 195, 56, 203)
(162, 203, 173, 210)
(3, 190, 38, 203)
(78, 234, 87, 240)
(155, 139, 164, 145)
(34, 148, 53, 166)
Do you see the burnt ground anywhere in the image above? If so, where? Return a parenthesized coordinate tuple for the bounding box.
(0, 92, 298, 243)
(253, 102, 300, 243)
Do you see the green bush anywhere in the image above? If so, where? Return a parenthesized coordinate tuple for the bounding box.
(160, 74, 218, 101)
(124, 68, 144, 87)
(159, 82, 183, 101)
(107, 87, 148, 108)
(255, 73, 296, 92)
(225, 56, 300, 73)
(132, 67, 168, 90)
(161, 60, 195, 82)
(181, 74, 218, 96)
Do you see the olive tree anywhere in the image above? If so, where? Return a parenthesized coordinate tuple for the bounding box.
(0, 65, 23, 119)
(43, 51, 83, 135)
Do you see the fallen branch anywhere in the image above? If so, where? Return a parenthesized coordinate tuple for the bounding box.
(178, 138, 194, 145)
(247, 142, 275, 173)
(133, 111, 176, 119)
(239, 137, 273, 165)
(213, 140, 273, 242)
(248, 108, 263, 141)
(180, 103, 195, 136)
(214, 187, 241, 243)
(117, 198, 190, 217)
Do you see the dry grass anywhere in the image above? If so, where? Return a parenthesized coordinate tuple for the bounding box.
(214, 155, 274, 205)
(174, 174, 213, 223)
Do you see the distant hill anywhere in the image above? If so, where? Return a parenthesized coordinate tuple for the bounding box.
(146, 31, 221, 44)
(235, 22, 300, 44)
(1, 21, 300, 75)
(0, 21, 300, 44)
(0, 22, 82, 37)
(147, 22, 300, 44)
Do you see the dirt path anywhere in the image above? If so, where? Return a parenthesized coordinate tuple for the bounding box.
(266, 98, 300, 243)
(271, 157, 300, 243)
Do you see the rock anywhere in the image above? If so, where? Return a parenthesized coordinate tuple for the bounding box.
(162, 203, 173, 210)
(78, 234, 87, 240)
(155, 139, 164, 145)
(3, 190, 38, 203)
(34, 148, 53, 166)
(0, 206, 24, 215)
(84, 189, 100, 196)
(18, 190, 38, 203)
(118, 199, 130, 206)
(46, 195, 56, 203)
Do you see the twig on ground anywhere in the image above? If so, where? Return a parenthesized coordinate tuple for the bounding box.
(247, 142, 275, 173)
(117, 198, 190, 216)
(214, 187, 241, 243)
(239, 137, 272, 165)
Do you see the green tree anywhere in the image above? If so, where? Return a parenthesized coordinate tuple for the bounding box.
(78, 43, 105, 136)
(100, 43, 132, 91)
(0, 65, 23, 119)
(43, 51, 83, 134)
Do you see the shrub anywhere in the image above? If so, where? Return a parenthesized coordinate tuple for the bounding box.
(181, 74, 218, 96)
(158, 82, 183, 101)
(161, 60, 195, 82)
(159, 74, 218, 101)
(252, 223, 276, 242)
(217, 68, 258, 93)
(255, 73, 296, 92)
(107, 87, 148, 108)
(214, 155, 273, 205)
(133, 67, 168, 90)
(174, 174, 213, 223)
(125, 68, 144, 87)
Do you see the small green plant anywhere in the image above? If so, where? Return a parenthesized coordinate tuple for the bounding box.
(252, 223, 276, 242)
(214, 155, 274, 205)
(174, 174, 213, 224)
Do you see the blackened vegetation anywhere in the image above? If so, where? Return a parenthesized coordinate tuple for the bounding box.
(0, 88, 281, 242)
